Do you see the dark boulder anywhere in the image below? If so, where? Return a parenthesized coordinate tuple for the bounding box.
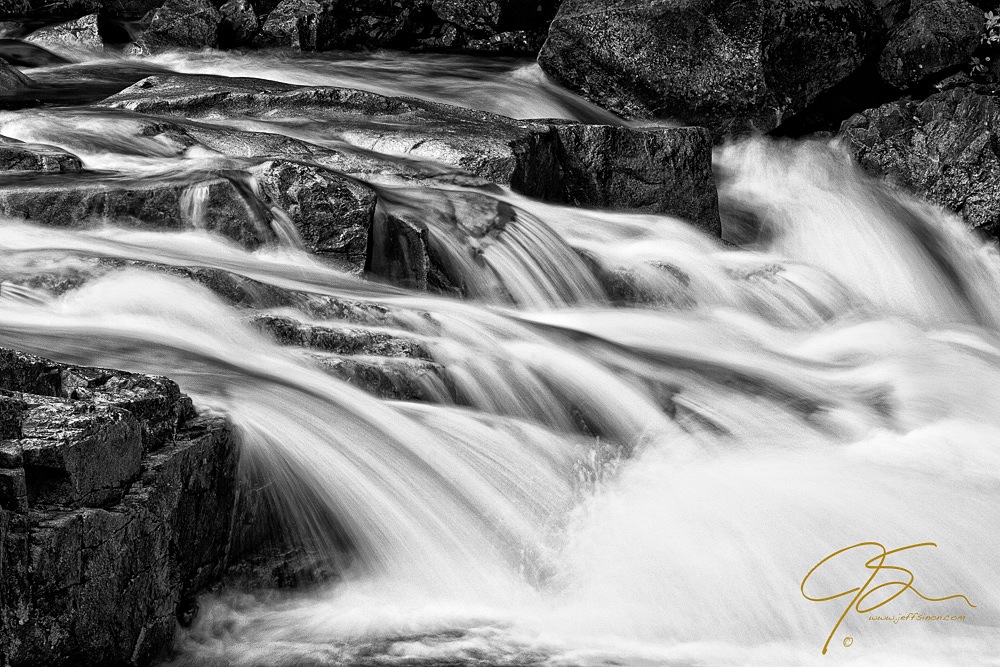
(252, 0, 327, 50)
(431, 0, 502, 32)
(512, 124, 720, 234)
(135, 0, 221, 52)
(840, 86, 1000, 237)
(219, 0, 260, 47)
(252, 160, 377, 271)
(878, 0, 983, 89)
(537, 0, 885, 138)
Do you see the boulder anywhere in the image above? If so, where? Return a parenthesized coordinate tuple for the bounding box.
(0, 140, 81, 172)
(840, 86, 1000, 237)
(219, 0, 260, 47)
(0, 56, 31, 92)
(878, 0, 983, 89)
(252, 0, 327, 50)
(252, 160, 376, 270)
(0, 0, 100, 19)
(537, 0, 885, 138)
(512, 124, 720, 234)
(0, 349, 232, 666)
(137, 0, 222, 52)
(24, 14, 103, 53)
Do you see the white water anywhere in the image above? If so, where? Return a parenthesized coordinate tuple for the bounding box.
(1, 49, 999, 667)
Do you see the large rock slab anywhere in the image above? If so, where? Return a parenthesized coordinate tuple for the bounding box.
(878, 0, 983, 89)
(98, 75, 721, 231)
(24, 14, 103, 53)
(0, 171, 276, 249)
(840, 86, 1000, 237)
(537, 0, 885, 138)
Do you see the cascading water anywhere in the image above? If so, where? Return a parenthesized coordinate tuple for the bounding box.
(1, 47, 998, 667)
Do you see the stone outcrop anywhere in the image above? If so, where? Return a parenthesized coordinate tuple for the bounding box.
(840, 85, 1000, 237)
(134, 0, 221, 52)
(0, 348, 247, 666)
(24, 14, 102, 53)
(0, 56, 31, 92)
(538, 0, 886, 138)
(0, 139, 82, 172)
(877, 0, 983, 89)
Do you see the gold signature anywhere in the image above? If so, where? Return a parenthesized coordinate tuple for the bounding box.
(801, 542, 975, 654)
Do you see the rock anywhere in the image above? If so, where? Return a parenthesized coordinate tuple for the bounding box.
(878, 0, 983, 89)
(512, 124, 720, 234)
(138, 0, 222, 52)
(0, 348, 243, 666)
(252, 160, 376, 270)
(840, 86, 1000, 236)
(0, 140, 82, 172)
(538, 0, 885, 138)
(310, 353, 452, 402)
(432, 0, 503, 32)
(463, 29, 544, 54)
(0, 56, 31, 91)
(0, 38, 72, 67)
(98, 75, 720, 227)
(0, 171, 277, 249)
(252, 0, 327, 50)
(219, 0, 261, 47)
(25, 14, 103, 53)
(0, 0, 100, 19)
(251, 313, 432, 358)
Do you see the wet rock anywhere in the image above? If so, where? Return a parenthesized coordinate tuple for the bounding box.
(512, 124, 720, 234)
(219, 0, 261, 47)
(24, 14, 103, 53)
(252, 0, 327, 50)
(0, 140, 82, 172)
(0, 171, 276, 249)
(840, 86, 1000, 237)
(98, 75, 721, 225)
(0, 347, 251, 666)
(538, 0, 885, 138)
(310, 353, 452, 402)
(252, 313, 431, 358)
(252, 160, 376, 270)
(878, 0, 983, 89)
(137, 0, 222, 52)
(0, 56, 31, 91)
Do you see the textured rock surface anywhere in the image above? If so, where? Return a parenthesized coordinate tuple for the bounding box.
(137, 0, 222, 52)
(0, 56, 31, 91)
(512, 124, 720, 234)
(252, 159, 376, 270)
(219, 0, 260, 47)
(0, 140, 82, 172)
(878, 0, 983, 89)
(0, 348, 247, 667)
(0, 171, 274, 248)
(538, 0, 885, 137)
(24, 14, 103, 52)
(840, 86, 1000, 236)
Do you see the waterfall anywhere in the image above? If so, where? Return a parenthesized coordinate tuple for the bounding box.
(0, 48, 997, 667)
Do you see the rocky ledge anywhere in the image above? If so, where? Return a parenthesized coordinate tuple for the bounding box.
(0, 348, 291, 667)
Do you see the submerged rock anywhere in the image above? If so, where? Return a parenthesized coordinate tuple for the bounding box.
(878, 0, 983, 89)
(538, 0, 885, 138)
(840, 86, 1000, 237)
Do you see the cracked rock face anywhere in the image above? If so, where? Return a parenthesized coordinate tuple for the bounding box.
(0, 348, 269, 667)
(840, 86, 1000, 238)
